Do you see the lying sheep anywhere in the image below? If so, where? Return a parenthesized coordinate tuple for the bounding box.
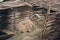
(17, 14, 44, 33)
(17, 18, 36, 33)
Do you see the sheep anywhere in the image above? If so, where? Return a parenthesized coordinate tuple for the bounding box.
(17, 13, 44, 33)
(17, 18, 36, 33)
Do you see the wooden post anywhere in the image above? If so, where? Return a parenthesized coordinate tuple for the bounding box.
(44, 5, 51, 31)
(46, 5, 51, 22)
(42, 5, 51, 40)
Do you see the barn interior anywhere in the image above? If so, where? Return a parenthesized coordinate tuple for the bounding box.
(0, 0, 60, 40)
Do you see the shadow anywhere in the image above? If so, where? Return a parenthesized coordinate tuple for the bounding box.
(0, 9, 14, 40)
(0, 9, 10, 30)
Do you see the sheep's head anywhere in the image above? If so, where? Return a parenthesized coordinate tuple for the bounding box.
(29, 13, 44, 23)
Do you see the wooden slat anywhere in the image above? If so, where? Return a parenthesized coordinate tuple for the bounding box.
(47, 20, 55, 23)
(0, 30, 14, 39)
(46, 23, 55, 26)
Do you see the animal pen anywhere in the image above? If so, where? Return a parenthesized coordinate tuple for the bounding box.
(0, 0, 60, 40)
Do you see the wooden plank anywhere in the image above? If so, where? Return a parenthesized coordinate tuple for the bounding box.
(26, 0, 60, 11)
(47, 20, 55, 23)
(0, 1, 32, 10)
